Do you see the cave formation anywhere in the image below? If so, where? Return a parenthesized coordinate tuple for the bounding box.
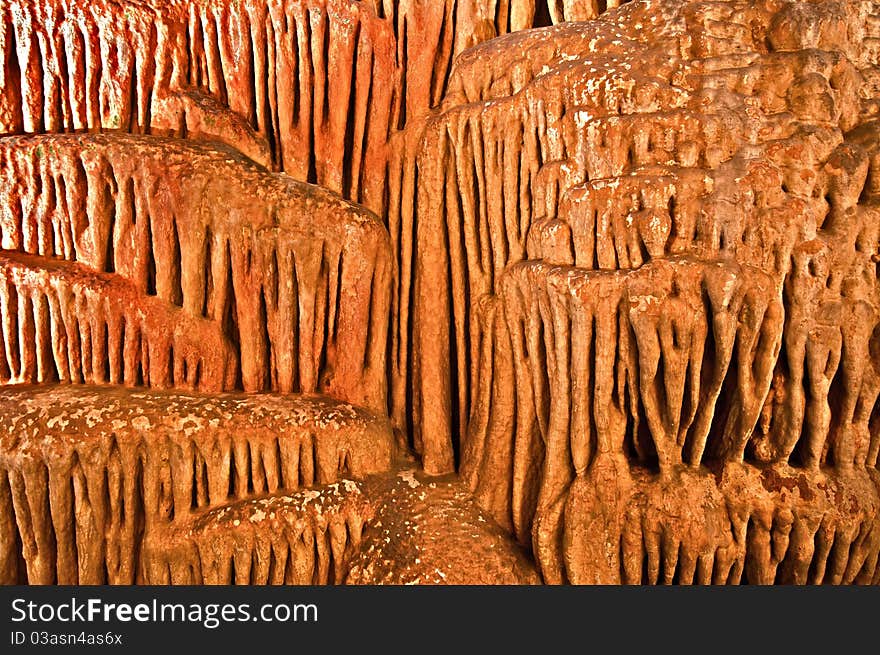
(1, 0, 879, 585)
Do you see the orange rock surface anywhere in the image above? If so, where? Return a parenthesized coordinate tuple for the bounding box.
(1, 0, 878, 585)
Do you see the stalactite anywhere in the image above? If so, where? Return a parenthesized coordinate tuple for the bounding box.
(0, 250, 238, 390)
(2, 0, 879, 587)
(0, 385, 394, 584)
(0, 133, 391, 412)
(408, 0, 880, 581)
(143, 480, 374, 585)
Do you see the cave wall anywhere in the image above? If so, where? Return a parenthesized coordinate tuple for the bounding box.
(1, 0, 879, 585)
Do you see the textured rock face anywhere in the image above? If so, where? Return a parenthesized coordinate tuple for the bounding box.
(1, 0, 878, 587)
(0, 251, 239, 390)
(0, 0, 587, 208)
(411, 0, 880, 583)
(345, 470, 541, 584)
(0, 0, 397, 207)
(0, 386, 394, 583)
(142, 480, 375, 584)
(0, 134, 392, 411)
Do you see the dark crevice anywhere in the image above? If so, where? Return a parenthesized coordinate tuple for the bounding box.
(533, 1, 554, 28)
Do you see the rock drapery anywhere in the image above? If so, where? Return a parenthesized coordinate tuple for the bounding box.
(0, 134, 392, 411)
(1, 0, 878, 585)
(0, 386, 393, 583)
(413, 0, 880, 583)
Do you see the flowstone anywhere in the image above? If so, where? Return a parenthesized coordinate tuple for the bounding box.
(1, 0, 878, 585)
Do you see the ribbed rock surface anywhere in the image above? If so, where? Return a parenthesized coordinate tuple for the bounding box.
(3, 0, 879, 588)
(143, 479, 373, 584)
(405, 0, 880, 583)
(145, 467, 541, 586)
(0, 385, 393, 584)
(0, 0, 399, 207)
(0, 0, 625, 447)
(0, 0, 598, 209)
(0, 134, 392, 411)
(0, 251, 238, 390)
